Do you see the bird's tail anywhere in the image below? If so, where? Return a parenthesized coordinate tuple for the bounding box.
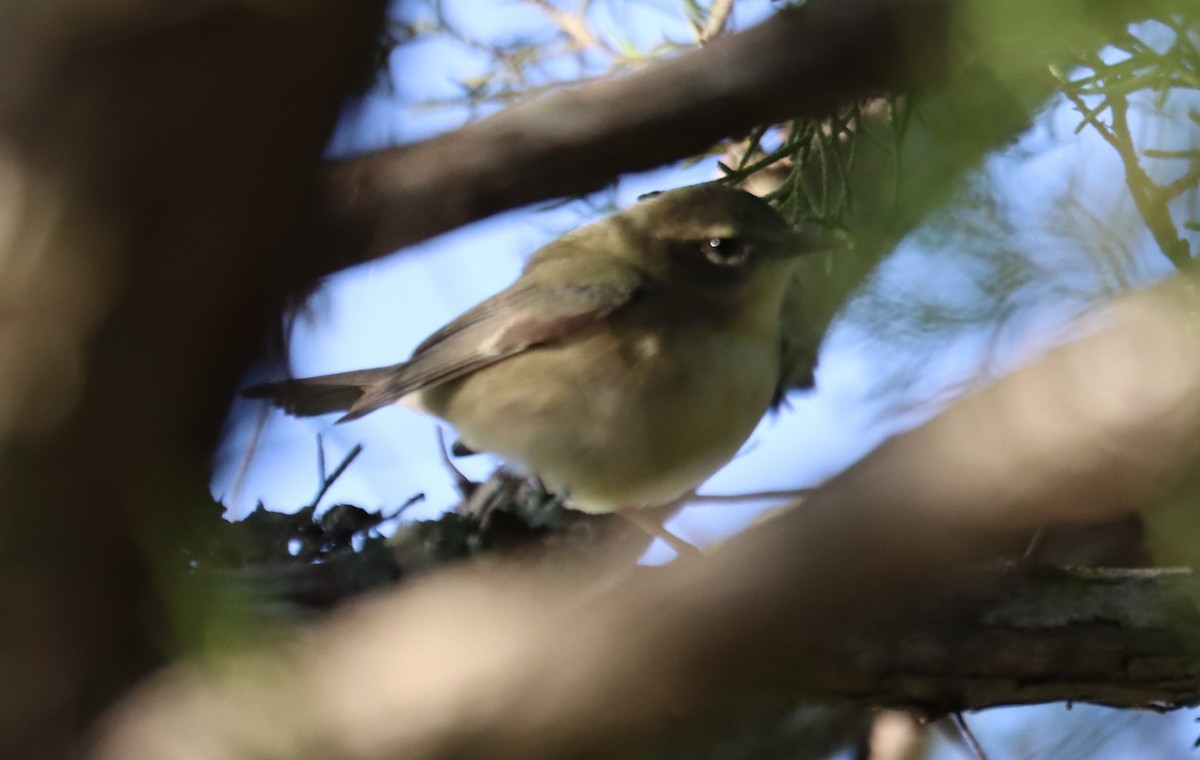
(242, 367, 398, 418)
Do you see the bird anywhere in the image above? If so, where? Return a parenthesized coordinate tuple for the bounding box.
(246, 183, 827, 517)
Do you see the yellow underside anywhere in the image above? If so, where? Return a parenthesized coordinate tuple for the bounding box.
(415, 296, 782, 514)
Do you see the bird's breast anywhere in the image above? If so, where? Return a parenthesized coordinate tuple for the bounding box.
(418, 309, 780, 513)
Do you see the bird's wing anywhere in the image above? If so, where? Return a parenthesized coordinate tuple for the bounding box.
(244, 262, 643, 421)
(340, 271, 642, 421)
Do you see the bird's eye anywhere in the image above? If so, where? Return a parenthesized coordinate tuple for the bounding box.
(702, 237, 752, 267)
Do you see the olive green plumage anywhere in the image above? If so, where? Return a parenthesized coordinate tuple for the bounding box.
(247, 184, 827, 513)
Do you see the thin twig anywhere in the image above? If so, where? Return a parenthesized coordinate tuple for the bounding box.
(1063, 87, 1195, 269)
(522, 0, 614, 56)
(718, 139, 802, 185)
(1144, 148, 1200, 159)
(699, 0, 735, 43)
(950, 713, 989, 760)
(310, 442, 364, 509)
(1154, 159, 1200, 201)
(230, 400, 271, 517)
(688, 488, 811, 504)
(435, 426, 477, 497)
(620, 510, 703, 557)
(316, 432, 327, 487)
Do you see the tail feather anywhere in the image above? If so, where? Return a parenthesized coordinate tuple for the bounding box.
(338, 379, 414, 422)
(242, 367, 397, 418)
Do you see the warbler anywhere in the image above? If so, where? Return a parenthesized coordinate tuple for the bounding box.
(247, 184, 825, 514)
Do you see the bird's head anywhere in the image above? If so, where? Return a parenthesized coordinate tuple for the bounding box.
(606, 184, 833, 301)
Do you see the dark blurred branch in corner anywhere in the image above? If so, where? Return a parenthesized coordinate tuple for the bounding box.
(0, 3, 389, 759)
(315, 0, 1192, 271)
(93, 275, 1200, 759)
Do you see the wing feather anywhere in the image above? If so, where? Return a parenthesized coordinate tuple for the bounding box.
(242, 367, 400, 417)
(340, 275, 642, 420)
(245, 256, 644, 422)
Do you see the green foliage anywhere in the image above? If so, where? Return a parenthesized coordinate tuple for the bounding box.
(1054, 15, 1200, 269)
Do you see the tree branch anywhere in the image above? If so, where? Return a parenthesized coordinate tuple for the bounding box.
(315, 0, 1188, 272)
(319, 0, 943, 265)
(815, 567, 1200, 711)
(697, 0, 735, 43)
(92, 275, 1200, 760)
(1103, 92, 1194, 269)
(208, 520, 1200, 711)
(0, 4, 389, 758)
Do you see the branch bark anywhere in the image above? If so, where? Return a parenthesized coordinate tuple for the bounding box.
(812, 567, 1200, 711)
(92, 275, 1200, 760)
(211, 530, 1200, 710)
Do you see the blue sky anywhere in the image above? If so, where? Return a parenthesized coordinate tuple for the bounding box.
(212, 4, 1200, 756)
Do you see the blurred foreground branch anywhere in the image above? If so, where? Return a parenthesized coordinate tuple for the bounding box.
(94, 276, 1200, 759)
(0, 3, 388, 758)
(214, 524, 1200, 711)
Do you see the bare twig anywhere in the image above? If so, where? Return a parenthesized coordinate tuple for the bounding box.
(951, 713, 990, 760)
(309, 440, 364, 509)
(229, 401, 271, 516)
(1064, 88, 1194, 269)
(698, 0, 735, 43)
(1109, 93, 1194, 268)
(434, 426, 476, 497)
(1059, 18, 1200, 270)
(688, 488, 812, 504)
(523, 0, 613, 55)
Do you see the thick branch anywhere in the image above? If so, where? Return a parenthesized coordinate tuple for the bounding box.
(815, 567, 1200, 711)
(0, 4, 388, 758)
(211, 529, 1200, 711)
(318, 0, 1188, 269)
(321, 0, 941, 263)
(92, 276, 1200, 760)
